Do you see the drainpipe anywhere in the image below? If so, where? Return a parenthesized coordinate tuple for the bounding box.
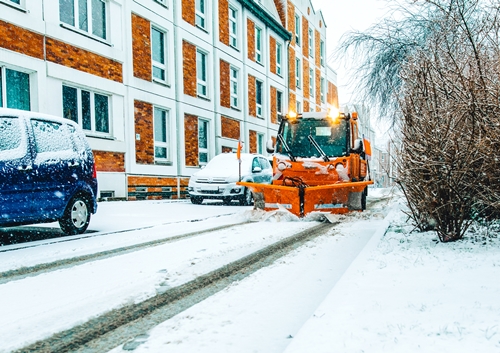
(172, 0, 183, 198)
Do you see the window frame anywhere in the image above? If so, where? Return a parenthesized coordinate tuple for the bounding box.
(196, 49, 208, 98)
(295, 57, 301, 89)
(276, 41, 282, 76)
(256, 79, 263, 118)
(229, 6, 238, 48)
(153, 107, 170, 162)
(309, 68, 314, 98)
(0, 66, 31, 111)
(255, 26, 263, 63)
(198, 118, 209, 165)
(151, 26, 168, 84)
(296, 100, 302, 113)
(276, 90, 283, 117)
(257, 133, 264, 154)
(320, 77, 325, 103)
(62, 84, 111, 136)
(195, 0, 206, 30)
(230, 66, 239, 109)
(308, 27, 314, 57)
(294, 13, 300, 46)
(59, 0, 108, 40)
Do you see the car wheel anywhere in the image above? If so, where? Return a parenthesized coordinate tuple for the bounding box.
(59, 196, 91, 235)
(190, 196, 203, 205)
(239, 187, 253, 206)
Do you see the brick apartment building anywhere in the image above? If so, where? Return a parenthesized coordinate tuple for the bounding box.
(0, 0, 338, 200)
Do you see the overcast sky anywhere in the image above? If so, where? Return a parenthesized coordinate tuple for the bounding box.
(309, 0, 389, 104)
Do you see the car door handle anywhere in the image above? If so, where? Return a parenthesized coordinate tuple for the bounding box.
(17, 165, 33, 172)
(68, 161, 80, 167)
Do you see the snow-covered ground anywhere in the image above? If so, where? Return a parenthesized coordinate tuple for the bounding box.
(2, 190, 500, 352)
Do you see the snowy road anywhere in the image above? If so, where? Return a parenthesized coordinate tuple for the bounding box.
(0, 194, 393, 352)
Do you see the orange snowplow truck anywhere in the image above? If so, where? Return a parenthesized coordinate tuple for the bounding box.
(238, 110, 373, 218)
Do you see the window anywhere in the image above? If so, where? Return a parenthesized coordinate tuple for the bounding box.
(59, 0, 107, 40)
(0, 67, 30, 111)
(297, 100, 302, 113)
(257, 133, 264, 154)
(62, 85, 110, 134)
(295, 57, 301, 88)
(321, 77, 325, 103)
(198, 118, 209, 164)
(308, 28, 314, 57)
(230, 66, 239, 108)
(255, 26, 262, 63)
(195, 0, 206, 29)
(152, 27, 167, 82)
(294, 14, 300, 46)
(256, 80, 263, 118)
(276, 42, 282, 75)
(229, 7, 237, 48)
(320, 40, 325, 66)
(154, 107, 169, 161)
(276, 90, 283, 117)
(309, 68, 314, 97)
(196, 50, 208, 97)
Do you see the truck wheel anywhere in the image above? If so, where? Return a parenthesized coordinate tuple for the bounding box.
(361, 187, 367, 210)
(59, 196, 91, 235)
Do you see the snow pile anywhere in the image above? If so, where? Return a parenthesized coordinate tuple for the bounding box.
(284, 205, 500, 353)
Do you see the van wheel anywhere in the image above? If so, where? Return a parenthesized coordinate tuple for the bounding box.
(59, 196, 91, 235)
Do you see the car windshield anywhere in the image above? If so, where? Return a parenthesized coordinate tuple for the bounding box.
(276, 118, 348, 158)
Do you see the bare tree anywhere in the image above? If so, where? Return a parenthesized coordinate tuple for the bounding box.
(338, 0, 500, 242)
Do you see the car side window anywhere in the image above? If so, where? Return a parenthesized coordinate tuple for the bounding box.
(252, 158, 261, 170)
(259, 157, 270, 170)
(31, 119, 75, 161)
(0, 116, 27, 160)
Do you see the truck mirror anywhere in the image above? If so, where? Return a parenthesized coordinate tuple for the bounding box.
(266, 139, 275, 153)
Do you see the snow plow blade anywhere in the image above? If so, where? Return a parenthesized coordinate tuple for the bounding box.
(238, 181, 373, 219)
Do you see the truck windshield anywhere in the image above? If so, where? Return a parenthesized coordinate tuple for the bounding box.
(276, 118, 348, 158)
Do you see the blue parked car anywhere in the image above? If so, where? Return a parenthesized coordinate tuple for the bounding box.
(0, 108, 98, 235)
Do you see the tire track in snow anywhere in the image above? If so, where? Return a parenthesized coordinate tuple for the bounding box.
(0, 221, 248, 285)
(15, 222, 335, 353)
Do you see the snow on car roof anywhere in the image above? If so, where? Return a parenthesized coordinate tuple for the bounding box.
(0, 108, 79, 128)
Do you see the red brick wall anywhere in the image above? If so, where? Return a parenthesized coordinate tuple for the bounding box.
(220, 60, 231, 108)
(93, 151, 125, 172)
(132, 14, 152, 81)
(0, 20, 44, 60)
(222, 146, 233, 153)
(249, 130, 257, 153)
(182, 0, 195, 26)
(302, 16, 308, 57)
(221, 116, 240, 140)
(248, 75, 256, 117)
(183, 41, 197, 97)
(134, 100, 154, 164)
(219, 0, 229, 46)
(287, 1, 295, 46)
(316, 68, 321, 107)
(304, 100, 310, 113)
(270, 36, 277, 75)
(315, 29, 321, 68)
(184, 114, 199, 166)
(46, 38, 122, 83)
(289, 47, 296, 91)
(270, 86, 278, 124)
(247, 18, 255, 61)
(0, 20, 122, 82)
(289, 92, 296, 113)
(128, 176, 189, 200)
(328, 81, 339, 108)
(273, 0, 287, 27)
